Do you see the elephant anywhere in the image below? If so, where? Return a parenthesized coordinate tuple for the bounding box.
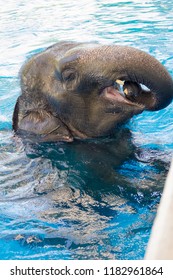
(12, 41, 173, 142)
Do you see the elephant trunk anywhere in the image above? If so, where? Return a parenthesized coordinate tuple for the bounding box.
(78, 45, 173, 111)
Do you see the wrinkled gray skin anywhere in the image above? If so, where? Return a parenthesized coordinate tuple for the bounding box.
(13, 41, 173, 142)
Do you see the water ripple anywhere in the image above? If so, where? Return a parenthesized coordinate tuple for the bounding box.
(0, 0, 173, 260)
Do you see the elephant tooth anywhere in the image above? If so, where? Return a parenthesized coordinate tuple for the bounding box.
(116, 79, 124, 86)
(124, 88, 128, 96)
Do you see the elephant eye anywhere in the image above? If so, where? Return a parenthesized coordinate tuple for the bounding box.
(62, 69, 76, 82)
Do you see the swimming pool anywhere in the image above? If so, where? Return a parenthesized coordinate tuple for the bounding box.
(0, 0, 173, 260)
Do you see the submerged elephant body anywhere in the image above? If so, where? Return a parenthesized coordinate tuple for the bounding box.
(13, 41, 173, 142)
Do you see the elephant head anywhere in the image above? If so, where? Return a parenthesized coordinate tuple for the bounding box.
(13, 41, 173, 141)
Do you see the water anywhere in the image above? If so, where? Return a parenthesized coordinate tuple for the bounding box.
(0, 0, 173, 260)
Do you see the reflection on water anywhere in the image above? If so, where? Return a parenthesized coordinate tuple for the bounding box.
(0, 0, 173, 259)
(0, 128, 170, 259)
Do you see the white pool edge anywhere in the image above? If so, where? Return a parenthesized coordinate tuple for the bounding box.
(145, 158, 173, 259)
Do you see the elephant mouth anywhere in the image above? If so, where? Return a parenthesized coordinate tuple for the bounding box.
(101, 85, 143, 108)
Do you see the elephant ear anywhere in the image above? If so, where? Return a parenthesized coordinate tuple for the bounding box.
(13, 105, 73, 142)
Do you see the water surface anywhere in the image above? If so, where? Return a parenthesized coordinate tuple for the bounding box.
(0, 0, 173, 259)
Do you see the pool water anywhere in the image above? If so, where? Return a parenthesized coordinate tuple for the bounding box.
(0, 0, 173, 260)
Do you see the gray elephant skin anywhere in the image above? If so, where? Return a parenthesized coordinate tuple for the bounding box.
(13, 41, 173, 142)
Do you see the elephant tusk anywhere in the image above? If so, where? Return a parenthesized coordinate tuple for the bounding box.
(115, 80, 129, 97)
(123, 88, 128, 96)
(116, 79, 125, 86)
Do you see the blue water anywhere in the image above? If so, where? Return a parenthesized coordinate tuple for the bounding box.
(0, 0, 173, 260)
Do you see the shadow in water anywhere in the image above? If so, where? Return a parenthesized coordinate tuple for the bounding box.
(0, 128, 171, 259)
